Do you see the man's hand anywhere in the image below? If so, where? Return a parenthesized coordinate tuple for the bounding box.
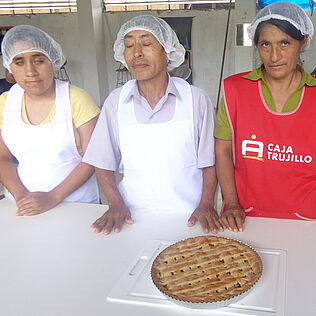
(220, 204, 246, 232)
(16, 192, 59, 216)
(91, 201, 134, 235)
(188, 204, 224, 234)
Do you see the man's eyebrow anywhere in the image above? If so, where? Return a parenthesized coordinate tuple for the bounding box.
(124, 33, 151, 39)
(139, 33, 151, 39)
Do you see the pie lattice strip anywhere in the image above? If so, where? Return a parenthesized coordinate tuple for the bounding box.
(156, 247, 258, 275)
(160, 263, 256, 288)
(155, 248, 261, 280)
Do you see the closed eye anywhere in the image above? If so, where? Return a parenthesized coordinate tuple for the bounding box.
(124, 42, 134, 49)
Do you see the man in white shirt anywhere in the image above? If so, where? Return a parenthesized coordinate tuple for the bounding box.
(83, 15, 222, 235)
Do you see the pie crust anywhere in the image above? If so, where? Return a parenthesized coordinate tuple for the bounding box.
(151, 236, 263, 305)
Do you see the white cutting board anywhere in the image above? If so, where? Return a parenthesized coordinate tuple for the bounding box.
(107, 239, 286, 315)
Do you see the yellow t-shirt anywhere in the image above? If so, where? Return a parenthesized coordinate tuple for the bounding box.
(0, 84, 100, 155)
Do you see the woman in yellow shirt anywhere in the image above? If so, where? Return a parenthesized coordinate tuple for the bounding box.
(0, 25, 100, 215)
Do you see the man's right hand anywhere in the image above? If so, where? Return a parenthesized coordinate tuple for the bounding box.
(91, 202, 134, 235)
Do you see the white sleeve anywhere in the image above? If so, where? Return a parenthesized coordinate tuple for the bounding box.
(191, 85, 216, 168)
(83, 88, 122, 170)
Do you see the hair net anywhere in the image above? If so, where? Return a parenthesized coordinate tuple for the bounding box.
(1, 25, 66, 74)
(113, 15, 185, 71)
(248, 2, 314, 50)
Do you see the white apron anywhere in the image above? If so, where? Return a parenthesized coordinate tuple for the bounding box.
(1, 79, 99, 203)
(118, 77, 202, 212)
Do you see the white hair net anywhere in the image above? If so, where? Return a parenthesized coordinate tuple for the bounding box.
(248, 2, 314, 50)
(113, 15, 185, 71)
(1, 25, 66, 74)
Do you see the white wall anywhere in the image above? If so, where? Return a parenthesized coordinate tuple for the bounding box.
(1, 6, 316, 107)
(0, 8, 236, 108)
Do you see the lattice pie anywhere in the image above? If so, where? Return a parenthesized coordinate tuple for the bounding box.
(151, 236, 262, 304)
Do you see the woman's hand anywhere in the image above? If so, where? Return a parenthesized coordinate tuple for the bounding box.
(220, 204, 246, 232)
(16, 191, 59, 216)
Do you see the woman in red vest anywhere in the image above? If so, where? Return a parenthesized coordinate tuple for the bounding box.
(215, 2, 316, 232)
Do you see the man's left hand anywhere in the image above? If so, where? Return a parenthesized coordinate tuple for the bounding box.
(188, 204, 224, 234)
(16, 192, 58, 216)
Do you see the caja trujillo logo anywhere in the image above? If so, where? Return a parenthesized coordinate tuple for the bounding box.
(242, 134, 313, 164)
(242, 134, 264, 162)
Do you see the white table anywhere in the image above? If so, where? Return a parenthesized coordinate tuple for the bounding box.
(0, 197, 315, 316)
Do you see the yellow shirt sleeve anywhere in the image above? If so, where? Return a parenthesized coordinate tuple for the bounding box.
(68, 84, 100, 156)
(214, 97, 232, 140)
(69, 84, 100, 128)
(0, 92, 9, 130)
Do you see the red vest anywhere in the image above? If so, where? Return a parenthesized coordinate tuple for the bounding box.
(223, 72, 316, 220)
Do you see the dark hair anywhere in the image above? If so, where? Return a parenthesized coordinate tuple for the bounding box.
(254, 18, 305, 46)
